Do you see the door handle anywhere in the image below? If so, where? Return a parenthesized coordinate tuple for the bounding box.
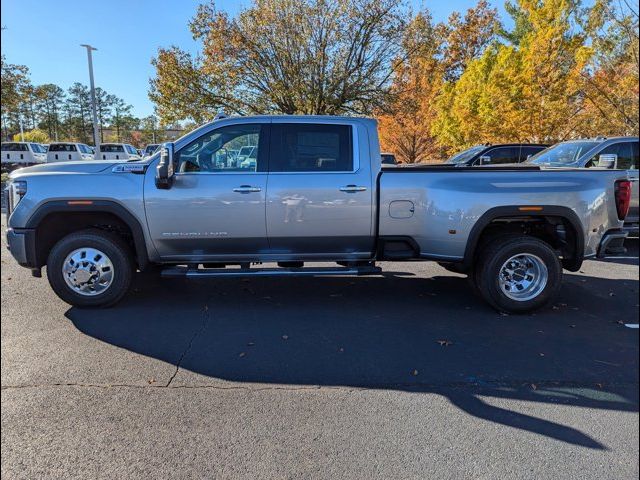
(233, 185, 262, 193)
(339, 185, 367, 193)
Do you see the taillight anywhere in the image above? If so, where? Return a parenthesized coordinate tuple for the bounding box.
(614, 179, 632, 220)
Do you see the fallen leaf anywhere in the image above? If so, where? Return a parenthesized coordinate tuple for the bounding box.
(247, 342, 255, 347)
(552, 306, 560, 310)
(437, 340, 453, 347)
(411, 369, 419, 376)
(239, 352, 246, 358)
(569, 324, 576, 328)
(539, 353, 545, 357)
(282, 335, 289, 340)
(608, 292, 616, 297)
(338, 347, 344, 353)
(147, 378, 156, 384)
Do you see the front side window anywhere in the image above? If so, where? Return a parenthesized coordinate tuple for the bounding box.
(30, 143, 46, 154)
(176, 123, 264, 173)
(270, 123, 353, 172)
(125, 145, 138, 155)
(587, 141, 638, 170)
(528, 141, 599, 166)
(78, 144, 92, 154)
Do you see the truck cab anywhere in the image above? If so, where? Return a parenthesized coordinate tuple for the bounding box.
(94, 143, 142, 161)
(46, 143, 95, 162)
(1, 142, 47, 169)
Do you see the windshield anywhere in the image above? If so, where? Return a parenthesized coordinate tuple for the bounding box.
(527, 141, 600, 166)
(30, 143, 47, 154)
(445, 145, 485, 164)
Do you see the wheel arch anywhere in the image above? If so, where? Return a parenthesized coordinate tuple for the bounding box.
(25, 200, 149, 270)
(462, 206, 585, 272)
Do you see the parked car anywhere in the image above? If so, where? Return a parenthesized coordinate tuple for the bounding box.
(1, 142, 47, 169)
(94, 143, 142, 161)
(46, 143, 95, 163)
(527, 137, 639, 236)
(381, 152, 397, 165)
(4, 116, 630, 313)
(143, 144, 160, 158)
(445, 143, 549, 166)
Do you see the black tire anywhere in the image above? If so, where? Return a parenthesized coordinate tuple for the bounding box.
(46, 229, 133, 308)
(475, 235, 562, 313)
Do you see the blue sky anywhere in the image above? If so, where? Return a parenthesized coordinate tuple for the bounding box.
(1, 0, 508, 118)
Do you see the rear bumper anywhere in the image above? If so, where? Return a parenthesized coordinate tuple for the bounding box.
(623, 221, 639, 238)
(5, 227, 37, 268)
(597, 229, 629, 258)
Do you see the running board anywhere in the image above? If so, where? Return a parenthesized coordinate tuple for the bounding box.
(161, 265, 382, 278)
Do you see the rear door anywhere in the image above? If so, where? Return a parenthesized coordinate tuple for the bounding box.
(265, 120, 374, 259)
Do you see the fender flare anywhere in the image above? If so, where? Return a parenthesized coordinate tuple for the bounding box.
(462, 206, 585, 272)
(25, 200, 149, 270)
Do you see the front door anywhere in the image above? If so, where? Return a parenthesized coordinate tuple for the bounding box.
(265, 121, 374, 259)
(144, 122, 270, 261)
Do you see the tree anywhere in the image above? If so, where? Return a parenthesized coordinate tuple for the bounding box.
(35, 84, 65, 141)
(433, 0, 594, 147)
(12, 128, 50, 143)
(1, 55, 30, 140)
(378, 12, 445, 163)
(94, 87, 113, 142)
(109, 96, 135, 142)
(150, 0, 409, 123)
(64, 83, 93, 143)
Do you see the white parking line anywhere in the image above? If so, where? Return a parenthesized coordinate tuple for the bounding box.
(624, 324, 639, 329)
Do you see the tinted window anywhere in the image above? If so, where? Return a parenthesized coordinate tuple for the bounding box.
(176, 123, 264, 173)
(78, 144, 92, 154)
(49, 144, 78, 152)
(270, 124, 352, 172)
(528, 141, 600, 166)
(587, 142, 636, 169)
(520, 146, 546, 162)
(30, 143, 46, 154)
(445, 145, 485, 164)
(381, 154, 396, 165)
(481, 147, 519, 165)
(100, 144, 125, 153)
(125, 145, 138, 155)
(1, 143, 28, 151)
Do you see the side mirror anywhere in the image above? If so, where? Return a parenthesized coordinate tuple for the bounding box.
(155, 142, 175, 189)
(478, 155, 491, 165)
(597, 153, 617, 169)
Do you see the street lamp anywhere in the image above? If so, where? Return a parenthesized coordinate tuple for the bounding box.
(80, 44, 100, 149)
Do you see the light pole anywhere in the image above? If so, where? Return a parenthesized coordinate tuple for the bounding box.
(80, 44, 100, 149)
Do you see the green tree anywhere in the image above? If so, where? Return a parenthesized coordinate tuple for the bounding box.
(34, 84, 65, 141)
(150, 0, 409, 123)
(64, 83, 93, 143)
(1, 55, 31, 140)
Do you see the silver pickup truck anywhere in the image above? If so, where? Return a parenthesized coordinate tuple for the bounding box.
(4, 116, 632, 313)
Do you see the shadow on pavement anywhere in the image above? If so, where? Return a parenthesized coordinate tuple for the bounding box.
(66, 268, 639, 451)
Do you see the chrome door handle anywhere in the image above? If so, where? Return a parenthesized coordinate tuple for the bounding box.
(233, 185, 262, 193)
(339, 185, 367, 193)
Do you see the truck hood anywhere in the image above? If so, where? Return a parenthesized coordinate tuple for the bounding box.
(9, 160, 127, 178)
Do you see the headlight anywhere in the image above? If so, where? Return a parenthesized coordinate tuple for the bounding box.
(7, 180, 27, 214)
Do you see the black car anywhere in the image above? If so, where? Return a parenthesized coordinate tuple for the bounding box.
(445, 143, 549, 166)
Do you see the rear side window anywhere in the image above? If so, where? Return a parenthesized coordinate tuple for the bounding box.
(1, 143, 28, 151)
(101, 145, 125, 153)
(481, 146, 519, 165)
(49, 144, 77, 152)
(270, 124, 353, 172)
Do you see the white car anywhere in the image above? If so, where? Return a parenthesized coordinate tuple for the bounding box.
(1, 142, 47, 167)
(46, 143, 95, 162)
(94, 143, 142, 161)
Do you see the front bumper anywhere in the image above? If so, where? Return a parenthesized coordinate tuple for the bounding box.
(5, 227, 37, 268)
(597, 229, 629, 258)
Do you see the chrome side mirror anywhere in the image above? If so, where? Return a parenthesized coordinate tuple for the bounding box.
(597, 153, 617, 169)
(155, 142, 175, 189)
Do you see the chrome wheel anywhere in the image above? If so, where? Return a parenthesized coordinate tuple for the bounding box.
(498, 253, 548, 301)
(62, 248, 114, 296)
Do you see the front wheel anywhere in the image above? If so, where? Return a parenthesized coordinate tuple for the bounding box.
(47, 229, 133, 308)
(475, 236, 562, 313)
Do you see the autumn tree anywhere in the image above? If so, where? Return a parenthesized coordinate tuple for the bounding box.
(1, 55, 30, 140)
(378, 12, 444, 163)
(580, 0, 639, 136)
(433, 0, 594, 148)
(150, 0, 409, 123)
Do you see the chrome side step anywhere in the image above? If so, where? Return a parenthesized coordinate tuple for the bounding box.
(161, 265, 382, 278)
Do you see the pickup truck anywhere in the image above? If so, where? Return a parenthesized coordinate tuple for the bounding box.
(4, 115, 632, 313)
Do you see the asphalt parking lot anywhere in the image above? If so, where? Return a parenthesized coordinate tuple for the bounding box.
(1, 213, 638, 479)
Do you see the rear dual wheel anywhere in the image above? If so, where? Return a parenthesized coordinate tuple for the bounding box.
(474, 236, 562, 313)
